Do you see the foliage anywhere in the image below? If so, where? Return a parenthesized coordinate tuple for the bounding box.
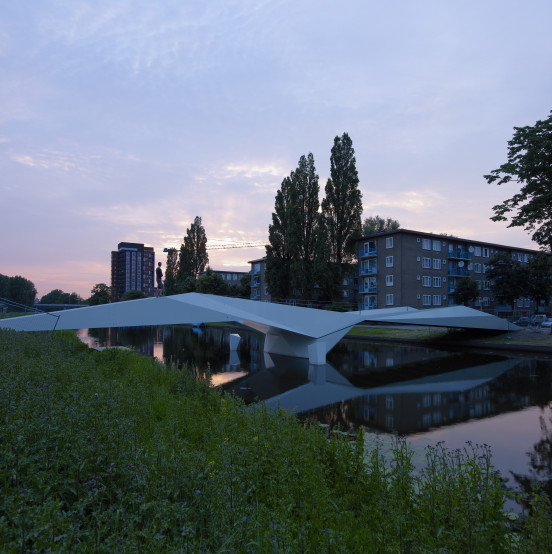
(120, 289, 148, 301)
(1, 330, 550, 551)
(319, 133, 363, 300)
(195, 267, 228, 295)
(452, 277, 480, 307)
(230, 273, 251, 298)
(163, 248, 179, 296)
(486, 253, 527, 310)
(40, 289, 81, 304)
(177, 216, 209, 282)
(362, 215, 400, 236)
(0, 273, 37, 307)
(88, 283, 113, 306)
(266, 154, 320, 300)
(525, 252, 552, 309)
(485, 110, 552, 251)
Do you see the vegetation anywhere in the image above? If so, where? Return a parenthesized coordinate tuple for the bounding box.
(452, 277, 480, 307)
(2, 330, 551, 551)
(485, 110, 552, 251)
(88, 283, 113, 306)
(266, 153, 320, 301)
(163, 247, 179, 296)
(177, 216, 209, 283)
(40, 289, 82, 305)
(119, 289, 148, 301)
(0, 273, 37, 307)
(362, 215, 400, 236)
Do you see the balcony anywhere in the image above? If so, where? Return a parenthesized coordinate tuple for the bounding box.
(359, 247, 377, 259)
(359, 266, 377, 276)
(448, 267, 470, 277)
(360, 284, 377, 294)
(448, 250, 472, 260)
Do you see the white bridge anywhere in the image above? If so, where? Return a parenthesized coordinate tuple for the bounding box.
(0, 293, 517, 364)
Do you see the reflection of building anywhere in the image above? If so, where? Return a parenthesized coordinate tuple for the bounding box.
(111, 242, 155, 300)
(356, 229, 540, 315)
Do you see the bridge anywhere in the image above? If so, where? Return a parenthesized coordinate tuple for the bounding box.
(0, 293, 517, 364)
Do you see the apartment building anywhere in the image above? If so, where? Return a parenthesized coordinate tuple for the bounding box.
(198, 269, 249, 287)
(111, 242, 155, 300)
(357, 229, 541, 315)
(249, 258, 271, 301)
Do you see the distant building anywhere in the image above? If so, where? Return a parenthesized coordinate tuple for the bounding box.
(111, 242, 155, 300)
(198, 269, 249, 288)
(356, 229, 542, 316)
(249, 258, 271, 301)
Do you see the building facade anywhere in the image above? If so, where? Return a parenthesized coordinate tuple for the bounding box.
(357, 229, 541, 316)
(249, 258, 271, 301)
(198, 269, 249, 288)
(111, 242, 155, 300)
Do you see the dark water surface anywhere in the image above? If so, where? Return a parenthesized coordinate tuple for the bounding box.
(78, 325, 552, 501)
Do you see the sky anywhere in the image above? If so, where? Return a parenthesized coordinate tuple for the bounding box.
(1, 0, 552, 299)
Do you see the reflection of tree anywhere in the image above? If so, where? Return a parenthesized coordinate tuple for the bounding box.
(512, 408, 552, 500)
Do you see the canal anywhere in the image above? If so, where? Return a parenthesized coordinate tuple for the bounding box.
(78, 324, 552, 503)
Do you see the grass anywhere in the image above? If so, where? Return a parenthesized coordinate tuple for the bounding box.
(1, 329, 551, 551)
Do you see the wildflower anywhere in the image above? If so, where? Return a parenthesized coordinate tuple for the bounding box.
(195, 489, 201, 495)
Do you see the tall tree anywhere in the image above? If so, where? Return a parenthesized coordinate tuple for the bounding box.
(320, 132, 363, 299)
(485, 111, 552, 251)
(363, 215, 400, 236)
(452, 278, 479, 307)
(290, 154, 320, 299)
(1, 275, 37, 307)
(164, 248, 179, 296)
(265, 174, 294, 300)
(177, 216, 209, 282)
(525, 252, 552, 310)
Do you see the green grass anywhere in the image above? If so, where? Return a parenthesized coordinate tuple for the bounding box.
(1, 330, 551, 551)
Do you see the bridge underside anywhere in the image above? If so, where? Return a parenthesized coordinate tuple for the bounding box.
(0, 293, 518, 364)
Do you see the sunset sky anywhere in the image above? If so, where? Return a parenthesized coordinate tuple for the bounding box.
(1, 0, 551, 299)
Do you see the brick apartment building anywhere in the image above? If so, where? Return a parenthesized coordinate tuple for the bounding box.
(111, 242, 155, 300)
(357, 229, 542, 316)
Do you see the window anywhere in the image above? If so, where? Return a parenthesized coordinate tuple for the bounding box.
(343, 290, 349, 298)
(524, 254, 530, 263)
(474, 263, 482, 273)
(474, 246, 482, 257)
(433, 295, 442, 306)
(422, 276, 431, 287)
(386, 274, 394, 286)
(482, 247, 490, 257)
(422, 257, 431, 268)
(386, 294, 394, 306)
(483, 280, 491, 290)
(386, 237, 394, 248)
(433, 276, 441, 287)
(433, 258, 441, 270)
(433, 240, 441, 251)
(483, 264, 488, 273)
(525, 298, 531, 307)
(422, 238, 431, 250)
(517, 252, 523, 262)
(386, 256, 394, 267)
(483, 297, 490, 307)
(423, 294, 432, 306)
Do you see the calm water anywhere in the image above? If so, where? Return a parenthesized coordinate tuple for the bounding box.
(78, 325, 552, 502)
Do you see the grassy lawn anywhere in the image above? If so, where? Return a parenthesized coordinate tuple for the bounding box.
(1, 330, 551, 551)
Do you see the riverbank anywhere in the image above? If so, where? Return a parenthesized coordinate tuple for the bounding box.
(2, 329, 552, 551)
(348, 324, 552, 357)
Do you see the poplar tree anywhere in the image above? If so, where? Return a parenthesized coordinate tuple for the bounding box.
(164, 248, 179, 296)
(177, 216, 209, 282)
(319, 132, 363, 299)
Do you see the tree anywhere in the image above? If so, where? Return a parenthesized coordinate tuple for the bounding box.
(177, 216, 209, 283)
(452, 278, 479, 307)
(525, 252, 552, 310)
(40, 289, 64, 304)
(120, 290, 148, 301)
(195, 267, 228, 296)
(363, 216, 400, 236)
(1, 275, 37, 307)
(485, 111, 552, 251)
(486, 253, 527, 312)
(320, 132, 363, 299)
(266, 153, 320, 300)
(265, 174, 294, 300)
(88, 283, 112, 306)
(164, 248, 179, 296)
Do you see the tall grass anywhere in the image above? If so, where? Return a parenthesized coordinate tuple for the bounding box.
(1, 330, 550, 551)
